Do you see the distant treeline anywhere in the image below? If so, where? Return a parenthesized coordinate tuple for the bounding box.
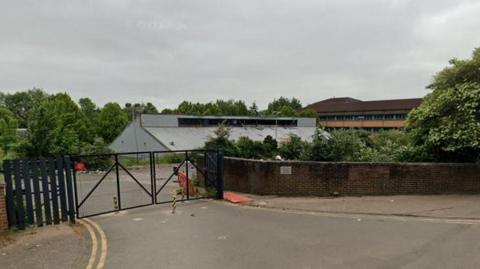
(0, 91, 315, 160)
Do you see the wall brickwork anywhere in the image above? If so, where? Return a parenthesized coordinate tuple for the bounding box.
(0, 184, 8, 232)
(223, 158, 480, 196)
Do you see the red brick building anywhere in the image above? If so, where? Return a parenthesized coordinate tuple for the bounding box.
(305, 97, 423, 132)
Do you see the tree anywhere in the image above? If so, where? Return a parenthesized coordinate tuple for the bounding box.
(249, 102, 259, 116)
(29, 93, 90, 156)
(79, 97, 99, 136)
(408, 48, 480, 162)
(278, 134, 309, 160)
(0, 92, 6, 107)
(236, 137, 266, 159)
(96, 102, 129, 144)
(79, 98, 98, 120)
(204, 125, 238, 156)
(0, 108, 19, 157)
(298, 108, 318, 119)
(262, 135, 278, 158)
(5, 89, 48, 127)
(143, 102, 159, 114)
(265, 97, 303, 116)
(79, 137, 114, 170)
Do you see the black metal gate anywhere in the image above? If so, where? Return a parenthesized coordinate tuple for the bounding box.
(2, 150, 224, 228)
(71, 149, 224, 218)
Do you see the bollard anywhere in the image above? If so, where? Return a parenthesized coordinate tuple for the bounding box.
(113, 196, 119, 211)
(171, 194, 176, 214)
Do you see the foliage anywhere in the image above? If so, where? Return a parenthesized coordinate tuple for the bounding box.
(236, 137, 267, 159)
(79, 97, 99, 136)
(204, 125, 238, 156)
(0, 108, 19, 155)
(125, 102, 159, 117)
(262, 135, 278, 158)
(96, 102, 129, 144)
(408, 48, 480, 162)
(79, 137, 114, 170)
(4, 89, 48, 127)
(278, 134, 310, 160)
(265, 97, 302, 116)
(28, 93, 90, 156)
(79, 98, 99, 121)
(161, 97, 316, 118)
(308, 129, 371, 161)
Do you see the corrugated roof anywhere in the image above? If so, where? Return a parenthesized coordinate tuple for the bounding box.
(306, 98, 423, 113)
(144, 127, 317, 151)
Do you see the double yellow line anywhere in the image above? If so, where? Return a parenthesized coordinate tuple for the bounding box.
(78, 218, 108, 269)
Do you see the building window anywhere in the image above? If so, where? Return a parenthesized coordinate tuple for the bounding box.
(385, 114, 395, 120)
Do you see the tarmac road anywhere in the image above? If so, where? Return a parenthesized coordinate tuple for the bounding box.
(92, 200, 480, 269)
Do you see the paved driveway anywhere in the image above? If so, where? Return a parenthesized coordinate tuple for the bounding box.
(92, 200, 480, 269)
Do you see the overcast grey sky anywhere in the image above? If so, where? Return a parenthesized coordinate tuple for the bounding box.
(1, 0, 479, 109)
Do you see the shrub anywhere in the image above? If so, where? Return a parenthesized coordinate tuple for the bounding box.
(278, 134, 310, 160)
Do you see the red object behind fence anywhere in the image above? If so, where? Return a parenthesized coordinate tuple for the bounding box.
(74, 162, 86, 171)
(177, 171, 195, 195)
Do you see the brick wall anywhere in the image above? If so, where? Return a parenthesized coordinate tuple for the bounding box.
(224, 157, 480, 196)
(0, 184, 8, 232)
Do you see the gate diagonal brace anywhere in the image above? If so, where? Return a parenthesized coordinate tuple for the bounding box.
(117, 162, 152, 197)
(155, 160, 186, 197)
(77, 164, 116, 208)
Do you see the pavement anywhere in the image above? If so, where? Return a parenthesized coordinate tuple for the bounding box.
(0, 224, 90, 269)
(2, 194, 480, 269)
(243, 194, 480, 219)
(91, 197, 480, 269)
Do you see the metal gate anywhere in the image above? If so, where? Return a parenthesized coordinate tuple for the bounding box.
(71, 150, 224, 218)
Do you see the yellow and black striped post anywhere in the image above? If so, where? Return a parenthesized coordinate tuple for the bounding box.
(171, 194, 177, 214)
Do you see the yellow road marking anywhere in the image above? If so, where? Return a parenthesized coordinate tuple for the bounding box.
(84, 218, 108, 269)
(78, 219, 97, 269)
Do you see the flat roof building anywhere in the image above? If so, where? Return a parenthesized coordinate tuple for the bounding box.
(305, 97, 423, 132)
(110, 114, 318, 152)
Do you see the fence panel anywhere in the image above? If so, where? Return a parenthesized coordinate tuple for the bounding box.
(2, 157, 75, 229)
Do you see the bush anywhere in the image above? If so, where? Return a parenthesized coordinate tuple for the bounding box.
(79, 137, 114, 170)
(204, 125, 238, 156)
(278, 134, 310, 160)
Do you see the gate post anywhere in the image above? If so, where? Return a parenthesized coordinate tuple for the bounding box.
(63, 156, 76, 224)
(216, 150, 224, 199)
(114, 154, 122, 211)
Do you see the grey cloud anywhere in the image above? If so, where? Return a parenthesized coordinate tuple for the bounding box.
(1, 0, 479, 109)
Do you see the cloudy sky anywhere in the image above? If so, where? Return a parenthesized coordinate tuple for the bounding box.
(1, 0, 479, 109)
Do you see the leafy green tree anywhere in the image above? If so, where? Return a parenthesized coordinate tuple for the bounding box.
(96, 102, 129, 144)
(143, 102, 159, 114)
(278, 134, 309, 160)
(408, 48, 480, 162)
(0, 108, 19, 157)
(298, 108, 318, 119)
(79, 137, 114, 170)
(308, 129, 372, 161)
(262, 135, 278, 158)
(5, 89, 48, 127)
(160, 108, 175, 114)
(236, 137, 266, 159)
(29, 93, 90, 156)
(265, 97, 302, 116)
(79, 97, 99, 136)
(249, 102, 259, 116)
(0, 92, 6, 107)
(79, 98, 98, 120)
(204, 125, 238, 156)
